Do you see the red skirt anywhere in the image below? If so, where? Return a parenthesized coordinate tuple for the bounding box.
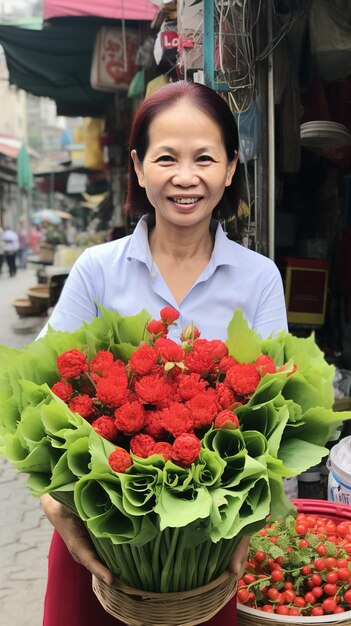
(43, 531, 238, 626)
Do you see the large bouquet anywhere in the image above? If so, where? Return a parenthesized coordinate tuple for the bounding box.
(0, 306, 350, 596)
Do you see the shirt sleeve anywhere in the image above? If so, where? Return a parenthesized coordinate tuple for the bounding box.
(252, 264, 288, 338)
(37, 249, 100, 336)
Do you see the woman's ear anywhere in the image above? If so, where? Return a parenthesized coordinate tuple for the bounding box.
(131, 150, 145, 187)
(225, 152, 239, 187)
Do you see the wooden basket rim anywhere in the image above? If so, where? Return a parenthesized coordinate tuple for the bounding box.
(104, 570, 235, 600)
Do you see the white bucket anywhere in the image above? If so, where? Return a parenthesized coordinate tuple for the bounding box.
(327, 435, 351, 506)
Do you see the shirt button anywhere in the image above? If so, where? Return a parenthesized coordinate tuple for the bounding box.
(172, 329, 181, 338)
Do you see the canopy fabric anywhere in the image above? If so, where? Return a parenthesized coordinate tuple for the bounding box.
(44, 0, 157, 21)
(17, 144, 34, 190)
(0, 19, 114, 116)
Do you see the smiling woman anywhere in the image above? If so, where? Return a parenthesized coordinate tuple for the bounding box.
(39, 80, 288, 626)
(125, 81, 241, 221)
(130, 100, 238, 235)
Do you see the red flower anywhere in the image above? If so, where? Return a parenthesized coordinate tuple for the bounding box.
(225, 363, 260, 396)
(172, 433, 201, 466)
(186, 390, 218, 428)
(155, 337, 184, 363)
(130, 433, 156, 458)
(255, 355, 276, 377)
(108, 447, 132, 473)
(146, 319, 168, 339)
(114, 401, 146, 435)
(209, 340, 228, 360)
(160, 306, 180, 325)
(129, 344, 158, 375)
(153, 441, 173, 461)
(95, 375, 128, 408)
(134, 374, 171, 405)
(51, 380, 73, 402)
(217, 356, 238, 373)
(57, 349, 88, 379)
(214, 409, 239, 430)
(68, 394, 95, 419)
(183, 340, 214, 375)
(144, 409, 167, 439)
(92, 416, 119, 442)
(89, 350, 115, 376)
(176, 372, 208, 401)
(214, 382, 237, 410)
(180, 324, 200, 342)
(161, 403, 193, 437)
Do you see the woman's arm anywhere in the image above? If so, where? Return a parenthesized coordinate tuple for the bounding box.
(38, 249, 100, 336)
(253, 267, 288, 337)
(40, 494, 113, 585)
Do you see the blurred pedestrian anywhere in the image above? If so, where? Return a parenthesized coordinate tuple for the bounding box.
(2, 227, 19, 277)
(17, 220, 29, 269)
(29, 224, 41, 255)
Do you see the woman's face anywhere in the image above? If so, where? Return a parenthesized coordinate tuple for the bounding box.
(131, 99, 237, 230)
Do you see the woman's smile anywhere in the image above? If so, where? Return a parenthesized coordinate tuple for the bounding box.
(167, 195, 204, 210)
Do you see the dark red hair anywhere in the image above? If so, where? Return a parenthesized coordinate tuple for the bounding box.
(124, 80, 241, 219)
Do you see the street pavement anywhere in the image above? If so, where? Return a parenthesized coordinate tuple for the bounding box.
(0, 267, 53, 626)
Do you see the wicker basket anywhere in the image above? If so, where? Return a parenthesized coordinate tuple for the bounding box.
(238, 605, 351, 625)
(26, 285, 50, 307)
(12, 297, 46, 317)
(92, 571, 237, 626)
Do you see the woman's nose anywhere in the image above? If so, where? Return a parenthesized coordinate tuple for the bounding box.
(172, 163, 199, 186)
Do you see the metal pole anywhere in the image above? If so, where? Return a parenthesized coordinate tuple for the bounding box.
(50, 171, 54, 209)
(255, 3, 269, 257)
(203, 0, 214, 88)
(267, 0, 275, 260)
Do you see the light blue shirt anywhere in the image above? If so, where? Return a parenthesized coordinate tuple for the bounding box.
(43, 216, 288, 340)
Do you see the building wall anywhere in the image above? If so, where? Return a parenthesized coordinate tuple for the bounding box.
(0, 52, 28, 142)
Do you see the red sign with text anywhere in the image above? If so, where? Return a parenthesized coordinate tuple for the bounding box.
(161, 31, 179, 49)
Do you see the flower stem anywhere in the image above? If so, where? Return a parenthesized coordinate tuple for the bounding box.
(160, 528, 180, 592)
(197, 539, 212, 586)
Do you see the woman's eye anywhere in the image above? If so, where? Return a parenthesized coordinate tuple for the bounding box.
(156, 155, 175, 163)
(197, 155, 214, 163)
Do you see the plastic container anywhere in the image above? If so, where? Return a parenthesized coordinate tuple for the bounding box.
(327, 436, 351, 506)
(237, 499, 351, 625)
(238, 605, 351, 624)
(291, 498, 351, 523)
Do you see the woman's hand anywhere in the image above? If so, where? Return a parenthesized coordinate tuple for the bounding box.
(41, 493, 113, 585)
(228, 535, 250, 580)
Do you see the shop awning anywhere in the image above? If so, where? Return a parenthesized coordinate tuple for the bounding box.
(0, 134, 40, 160)
(0, 18, 115, 116)
(44, 0, 157, 21)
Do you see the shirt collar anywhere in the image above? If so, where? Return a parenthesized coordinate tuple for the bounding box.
(127, 215, 153, 269)
(127, 214, 240, 269)
(211, 220, 240, 268)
